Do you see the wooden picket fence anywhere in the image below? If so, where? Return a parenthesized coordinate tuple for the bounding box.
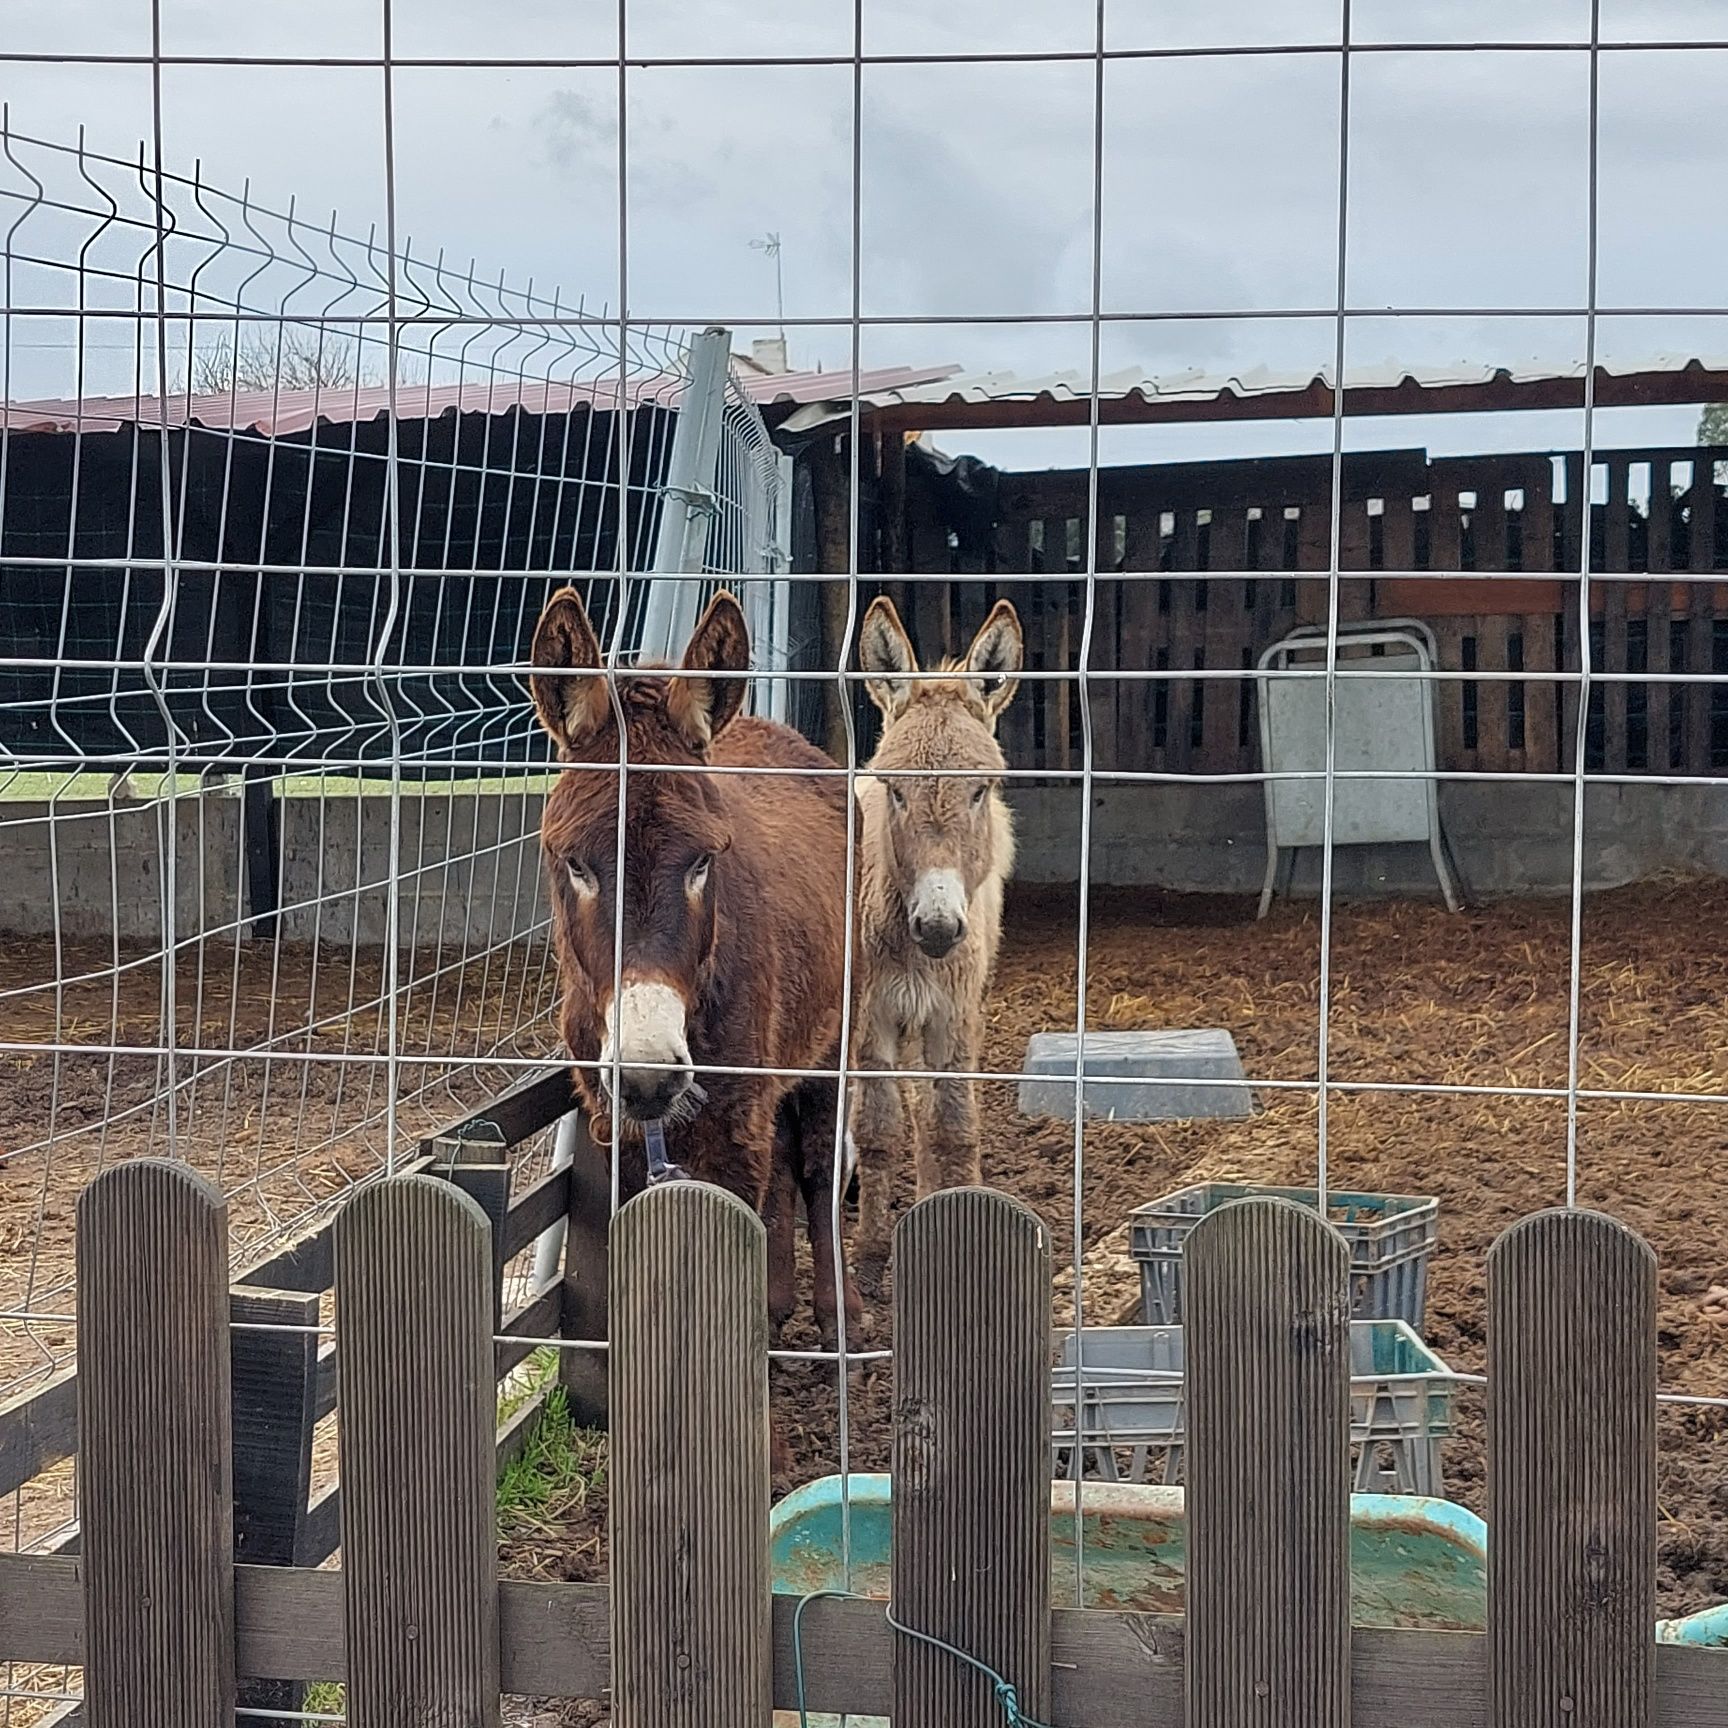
(3, 1164, 1726, 1726)
(0, 1064, 587, 1727)
(859, 443, 1728, 782)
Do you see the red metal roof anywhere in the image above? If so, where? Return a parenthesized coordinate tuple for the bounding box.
(0, 363, 962, 438)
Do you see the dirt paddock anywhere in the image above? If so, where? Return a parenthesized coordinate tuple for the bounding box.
(509, 877, 1728, 1646)
(7, 880, 1728, 1721)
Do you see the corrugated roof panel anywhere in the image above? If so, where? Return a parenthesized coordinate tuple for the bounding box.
(0, 362, 963, 437)
(774, 354, 1728, 431)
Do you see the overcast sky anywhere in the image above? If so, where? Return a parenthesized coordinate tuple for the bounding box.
(3, 0, 1724, 470)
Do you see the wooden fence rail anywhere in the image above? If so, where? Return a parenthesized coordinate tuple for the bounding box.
(3, 1164, 1726, 1725)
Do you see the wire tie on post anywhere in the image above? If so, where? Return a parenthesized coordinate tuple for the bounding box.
(792, 1590, 1055, 1728)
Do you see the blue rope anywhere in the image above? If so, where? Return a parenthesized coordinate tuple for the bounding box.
(792, 1589, 1056, 1728)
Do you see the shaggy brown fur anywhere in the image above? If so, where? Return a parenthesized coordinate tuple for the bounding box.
(529, 587, 858, 1339)
(849, 595, 1023, 1294)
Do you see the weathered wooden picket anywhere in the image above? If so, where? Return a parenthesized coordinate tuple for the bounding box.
(1, 1154, 1725, 1726)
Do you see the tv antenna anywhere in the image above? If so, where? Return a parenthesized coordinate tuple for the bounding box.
(749, 231, 785, 342)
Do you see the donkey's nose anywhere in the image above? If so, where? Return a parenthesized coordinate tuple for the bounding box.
(617, 1064, 691, 1119)
(908, 867, 967, 959)
(910, 907, 965, 959)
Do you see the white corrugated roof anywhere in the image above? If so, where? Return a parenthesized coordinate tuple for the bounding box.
(776, 354, 1728, 432)
(0, 362, 963, 438)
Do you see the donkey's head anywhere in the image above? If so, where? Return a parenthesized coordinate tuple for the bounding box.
(530, 586, 750, 1126)
(860, 595, 1022, 960)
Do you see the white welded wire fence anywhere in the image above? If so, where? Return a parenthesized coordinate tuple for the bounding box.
(0, 94, 789, 1666)
(5, 2, 1728, 1723)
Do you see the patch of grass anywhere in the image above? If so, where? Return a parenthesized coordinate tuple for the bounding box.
(0, 769, 555, 802)
(302, 1679, 344, 1719)
(497, 1343, 559, 1425)
(496, 1387, 607, 1537)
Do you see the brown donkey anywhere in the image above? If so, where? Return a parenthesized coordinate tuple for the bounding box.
(849, 595, 1023, 1292)
(529, 586, 859, 1343)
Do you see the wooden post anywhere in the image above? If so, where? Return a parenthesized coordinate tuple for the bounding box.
(1561, 453, 1588, 772)
(893, 1188, 1051, 1728)
(1119, 508, 1162, 770)
(1476, 620, 1511, 774)
(1487, 1209, 1656, 1728)
(1522, 463, 1561, 776)
(610, 1183, 771, 1728)
(1685, 459, 1716, 775)
(811, 435, 855, 755)
(1601, 457, 1632, 775)
(995, 524, 1036, 768)
(437, 1124, 512, 1341)
(1646, 458, 1674, 774)
(1200, 508, 1246, 772)
(241, 763, 281, 939)
(335, 1176, 501, 1728)
(1185, 1197, 1351, 1728)
(230, 1285, 320, 1721)
(1165, 515, 1200, 772)
(76, 1160, 236, 1728)
(558, 1112, 616, 1427)
(879, 427, 908, 575)
(1040, 516, 1075, 772)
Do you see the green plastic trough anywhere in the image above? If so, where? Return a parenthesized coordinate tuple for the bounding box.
(770, 1474, 1728, 1726)
(769, 1473, 1487, 1728)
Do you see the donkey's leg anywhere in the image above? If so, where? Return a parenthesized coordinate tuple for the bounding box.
(922, 1001, 984, 1194)
(765, 1127, 800, 1341)
(893, 1027, 937, 1200)
(694, 1096, 786, 1323)
(792, 1078, 863, 1349)
(850, 1023, 906, 1300)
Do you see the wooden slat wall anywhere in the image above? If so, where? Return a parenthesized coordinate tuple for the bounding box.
(854, 444, 1728, 779)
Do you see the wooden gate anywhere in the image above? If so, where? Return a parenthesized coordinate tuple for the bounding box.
(2, 1158, 1724, 1724)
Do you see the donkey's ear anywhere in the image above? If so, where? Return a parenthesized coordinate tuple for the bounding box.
(963, 598, 1023, 725)
(671, 590, 751, 750)
(530, 587, 609, 758)
(859, 595, 918, 719)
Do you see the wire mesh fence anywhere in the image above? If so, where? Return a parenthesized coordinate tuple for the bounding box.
(6, 3, 1728, 1723)
(0, 94, 790, 1622)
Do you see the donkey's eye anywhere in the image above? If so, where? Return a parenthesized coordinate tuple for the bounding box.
(888, 783, 907, 811)
(686, 853, 713, 897)
(566, 860, 598, 899)
(970, 783, 989, 811)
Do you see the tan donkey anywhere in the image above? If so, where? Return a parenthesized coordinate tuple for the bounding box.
(849, 594, 1023, 1293)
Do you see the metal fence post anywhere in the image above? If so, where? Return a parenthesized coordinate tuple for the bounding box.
(532, 1107, 585, 1290)
(639, 325, 734, 663)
